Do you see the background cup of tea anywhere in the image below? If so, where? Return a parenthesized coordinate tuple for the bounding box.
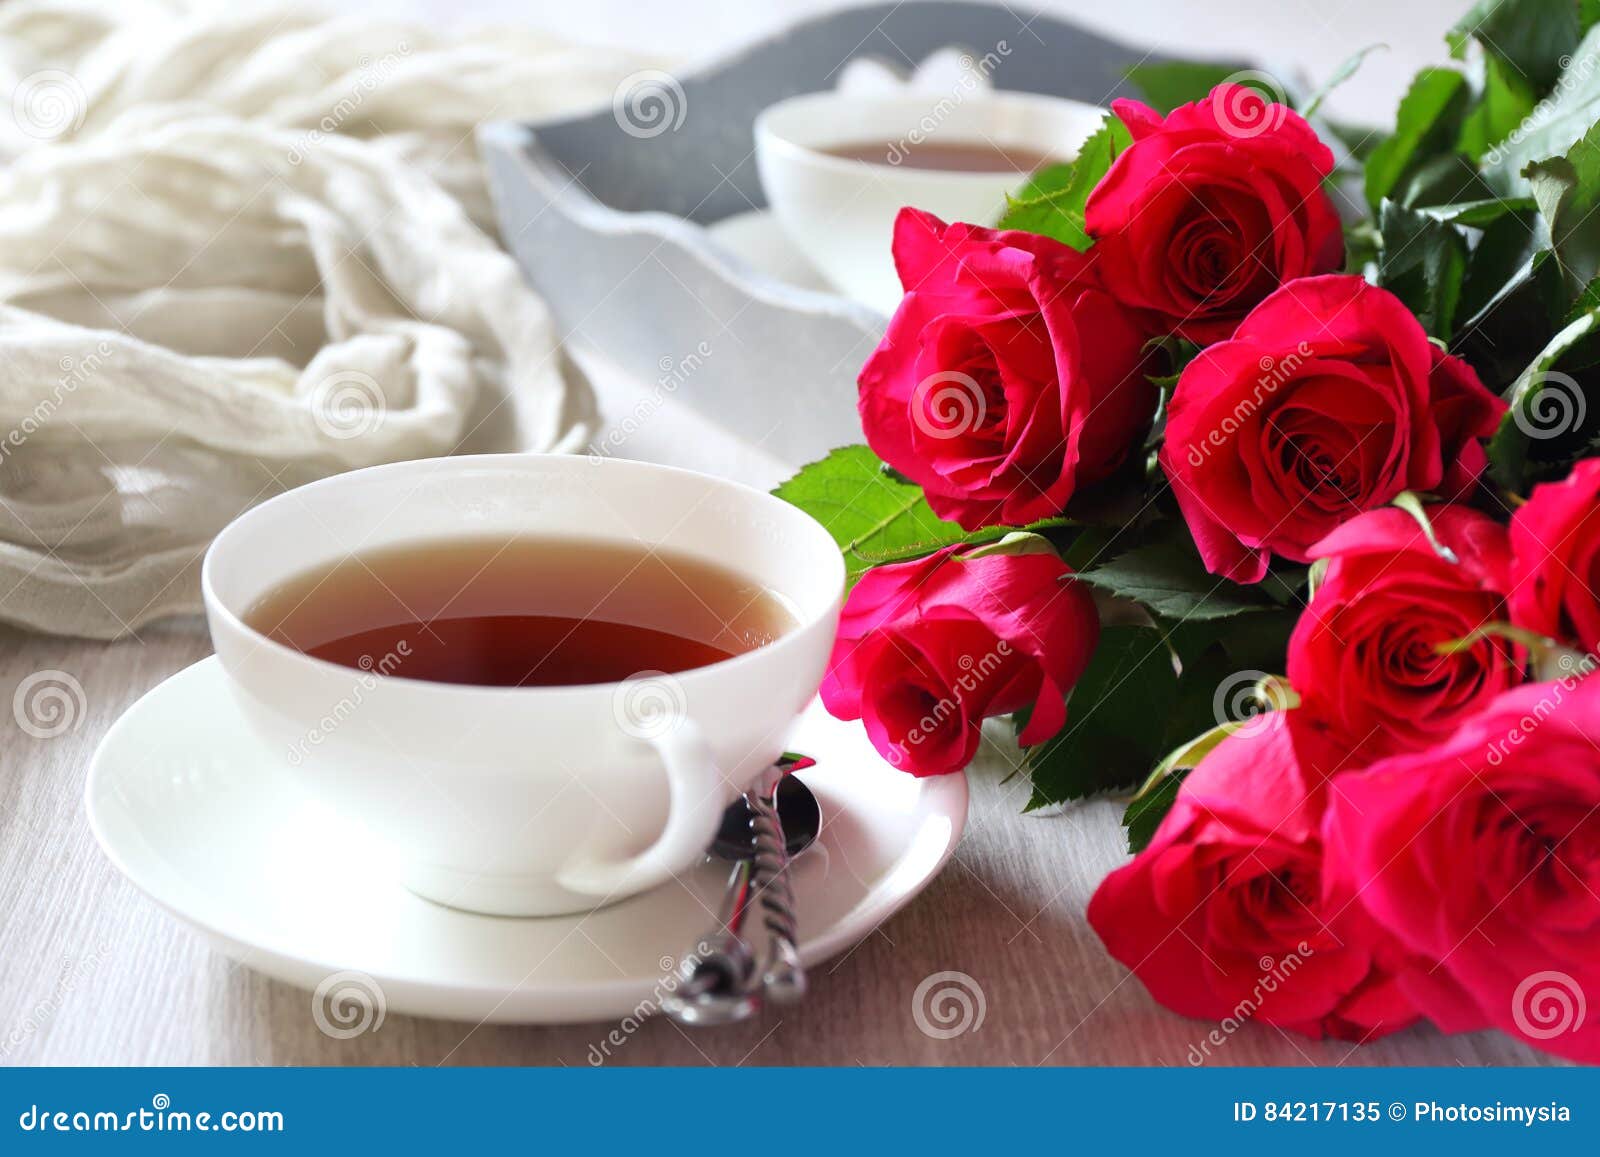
(201, 454, 844, 917)
(753, 90, 1108, 313)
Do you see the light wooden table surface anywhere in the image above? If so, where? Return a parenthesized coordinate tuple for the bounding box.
(0, 342, 1555, 1068)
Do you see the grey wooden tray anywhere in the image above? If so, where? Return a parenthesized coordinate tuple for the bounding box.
(481, 2, 1183, 463)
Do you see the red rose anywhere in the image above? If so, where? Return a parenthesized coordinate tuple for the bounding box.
(858, 208, 1156, 531)
(1159, 275, 1507, 581)
(1084, 84, 1344, 343)
(1510, 457, 1600, 655)
(1088, 717, 1417, 1043)
(820, 544, 1098, 776)
(1325, 675, 1600, 1062)
(1289, 506, 1524, 761)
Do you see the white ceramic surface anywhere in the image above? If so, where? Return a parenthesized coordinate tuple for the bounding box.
(754, 90, 1108, 312)
(200, 454, 844, 917)
(84, 658, 968, 1025)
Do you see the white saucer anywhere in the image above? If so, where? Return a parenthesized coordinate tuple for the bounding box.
(85, 658, 967, 1024)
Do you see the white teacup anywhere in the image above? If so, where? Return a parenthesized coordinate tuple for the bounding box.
(754, 90, 1109, 314)
(202, 454, 844, 917)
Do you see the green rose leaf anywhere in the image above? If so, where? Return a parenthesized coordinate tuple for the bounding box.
(773, 446, 969, 586)
(1448, 0, 1582, 93)
(1526, 119, 1600, 295)
(773, 446, 1074, 587)
(1364, 67, 1470, 208)
(1017, 625, 1180, 809)
(1488, 308, 1600, 488)
(1376, 199, 1468, 339)
(1483, 27, 1600, 192)
(995, 115, 1131, 250)
(1123, 770, 1187, 854)
(1074, 540, 1276, 621)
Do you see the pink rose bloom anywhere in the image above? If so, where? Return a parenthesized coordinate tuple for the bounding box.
(1324, 676, 1600, 1062)
(1085, 84, 1344, 344)
(1289, 506, 1523, 761)
(858, 209, 1156, 532)
(821, 545, 1098, 776)
(1088, 717, 1417, 1041)
(1509, 457, 1600, 655)
(1159, 275, 1506, 582)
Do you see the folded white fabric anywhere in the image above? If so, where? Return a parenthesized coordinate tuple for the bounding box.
(0, 2, 648, 637)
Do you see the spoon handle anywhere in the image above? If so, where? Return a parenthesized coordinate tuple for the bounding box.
(748, 771, 806, 1002)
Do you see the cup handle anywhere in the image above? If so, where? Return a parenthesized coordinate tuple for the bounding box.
(556, 719, 727, 899)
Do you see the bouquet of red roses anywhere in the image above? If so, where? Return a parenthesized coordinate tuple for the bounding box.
(777, 4, 1600, 1061)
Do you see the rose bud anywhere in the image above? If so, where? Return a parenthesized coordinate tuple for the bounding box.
(820, 544, 1098, 776)
(1088, 716, 1418, 1042)
(858, 208, 1157, 532)
(1324, 674, 1600, 1062)
(1509, 457, 1600, 656)
(1289, 506, 1524, 761)
(1159, 275, 1506, 582)
(1084, 83, 1345, 344)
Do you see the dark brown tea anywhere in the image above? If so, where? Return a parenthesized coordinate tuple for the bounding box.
(821, 139, 1056, 173)
(246, 536, 796, 687)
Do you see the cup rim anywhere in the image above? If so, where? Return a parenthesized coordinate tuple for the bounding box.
(753, 88, 1107, 182)
(201, 453, 845, 699)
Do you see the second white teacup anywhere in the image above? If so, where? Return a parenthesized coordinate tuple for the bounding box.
(754, 90, 1108, 313)
(202, 454, 844, 917)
